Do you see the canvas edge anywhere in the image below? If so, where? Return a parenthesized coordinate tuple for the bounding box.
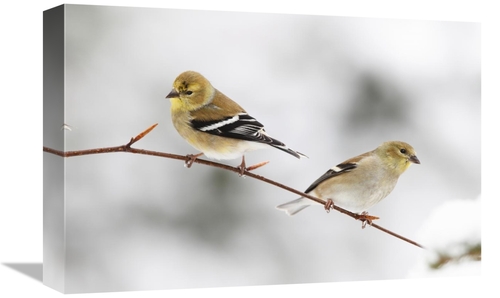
(43, 4, 66, 293)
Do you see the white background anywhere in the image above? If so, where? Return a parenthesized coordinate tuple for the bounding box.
(0, 0, 497, 297)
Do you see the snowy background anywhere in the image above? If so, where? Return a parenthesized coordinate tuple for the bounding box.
(44, 4, 480, 293)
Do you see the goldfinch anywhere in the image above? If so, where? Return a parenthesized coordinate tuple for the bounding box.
(276, 141, 420, 216)
(166, 71, 307, 172)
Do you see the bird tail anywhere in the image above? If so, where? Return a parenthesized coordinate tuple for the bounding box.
(276, 197, 311, 216)
(270, 143, 308, 159)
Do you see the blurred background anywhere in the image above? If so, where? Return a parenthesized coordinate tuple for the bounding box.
(45, 4, 480, 293)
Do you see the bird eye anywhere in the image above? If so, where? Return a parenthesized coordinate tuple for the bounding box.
(186, 91, 193, 95)
(400, 148, 407, 154)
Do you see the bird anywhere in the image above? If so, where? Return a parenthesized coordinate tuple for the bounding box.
(166, 71, 307, 174)
(276, 141, 420, 220)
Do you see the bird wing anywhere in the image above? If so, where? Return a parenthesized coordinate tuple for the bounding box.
(190, 112, 284, 146)
(304, 151, 374, 193)
(304, 162, 358, 193)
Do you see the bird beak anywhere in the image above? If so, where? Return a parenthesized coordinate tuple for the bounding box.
(166, 89, 179, 99)
(409, 155, 420, 164)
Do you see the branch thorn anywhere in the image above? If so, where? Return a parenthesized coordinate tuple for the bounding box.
(129, 123, 158, 146)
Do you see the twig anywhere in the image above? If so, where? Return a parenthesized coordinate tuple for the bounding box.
(43, 123, 425, 249)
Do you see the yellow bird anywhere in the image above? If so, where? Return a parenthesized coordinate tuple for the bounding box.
(166, 71, 307, 173)
(277, 141, 420, 216)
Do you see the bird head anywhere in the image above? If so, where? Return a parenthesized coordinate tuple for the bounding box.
(377, 141, 420, 174)
(166, 71, 215, 111)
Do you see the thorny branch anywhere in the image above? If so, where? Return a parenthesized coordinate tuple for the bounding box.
(44, 123, 425, 249)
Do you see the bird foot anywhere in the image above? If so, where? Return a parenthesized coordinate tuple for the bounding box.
(184, 153, 204, 168)
(236, 156, 247, 176)
(357, 211, 380, 229)
(236, 156, 269, 176)
(324, 199, 334, 213)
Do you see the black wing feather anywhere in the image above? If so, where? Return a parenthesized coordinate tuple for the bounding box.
(304, 163, 358, 193)
(190, 113, 284, 146)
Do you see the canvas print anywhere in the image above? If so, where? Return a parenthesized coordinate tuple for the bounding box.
(43, 4, 481, 294)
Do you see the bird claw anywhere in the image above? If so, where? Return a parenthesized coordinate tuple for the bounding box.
(237, 156, 247, 177)
(357, 211, 379, 229)
(185, 153, 203, 168)
(324, 199, 334, 213)
(236, 166, 246, 177)
(236, 156, 269, 177)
